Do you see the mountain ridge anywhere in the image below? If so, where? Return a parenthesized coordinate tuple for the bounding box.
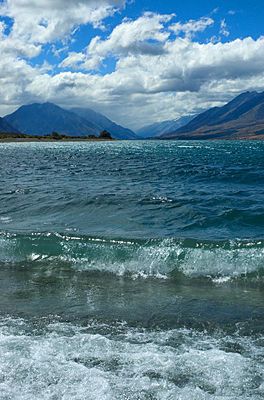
(161, 91, 264, 139)
(2, 92, 264, 140)
(71, 107, 137, 139)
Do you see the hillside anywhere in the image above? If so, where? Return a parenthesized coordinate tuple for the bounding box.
(71, 108, 137, 139)
(162, 91, 264, 140)
(0, 117, 19, 134)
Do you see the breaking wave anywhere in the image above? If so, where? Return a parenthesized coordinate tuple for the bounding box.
(0, 232, 263, 282)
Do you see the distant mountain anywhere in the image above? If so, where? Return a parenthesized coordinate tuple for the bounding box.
(161, 91, 264, 140)
(71, 107, 137, 139)
(0, 117, 19, 134)
(137, 115, 195, 138)
(3, 102, 136, 139)
(3, 103, 99, 136)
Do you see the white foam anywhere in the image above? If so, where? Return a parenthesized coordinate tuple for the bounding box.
(211, 276, 232, 284)
(0, 318, 263, 399)
(179, 244, 264, 280)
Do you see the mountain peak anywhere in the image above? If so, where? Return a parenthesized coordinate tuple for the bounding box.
(3, 103, 137, 139)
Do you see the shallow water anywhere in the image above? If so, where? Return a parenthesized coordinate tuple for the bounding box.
(0, 141, 264, 399)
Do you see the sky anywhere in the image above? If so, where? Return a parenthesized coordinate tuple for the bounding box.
(0, 0, 264, 130)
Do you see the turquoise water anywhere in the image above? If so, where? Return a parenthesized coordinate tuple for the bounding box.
(0, 141, 264, 399)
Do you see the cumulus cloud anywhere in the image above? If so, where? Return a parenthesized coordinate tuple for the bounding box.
(0, 0, 126, 44)
(1, 5, 264, 129)
(26, 34, 264, 128)
(0, 0, 126, 114)
(60, 12, 173, 70)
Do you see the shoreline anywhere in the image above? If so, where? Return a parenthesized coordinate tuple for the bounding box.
(1, 136, 264, 142)
(0, 138, 116, 143)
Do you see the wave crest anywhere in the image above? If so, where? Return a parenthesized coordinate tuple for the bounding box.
(0, 232, 263, 282)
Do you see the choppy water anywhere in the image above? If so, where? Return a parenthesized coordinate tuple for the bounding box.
(0, 141, 264, 399)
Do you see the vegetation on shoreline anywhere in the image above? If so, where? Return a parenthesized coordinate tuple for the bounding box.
(0, 130, 114, 141)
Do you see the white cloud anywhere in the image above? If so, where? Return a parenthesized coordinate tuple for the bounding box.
(59, 52, 86, 69)
(0, 0, 126, 44)
(61, 12, 173, 70)
(1, 8, 264, 129)
(22, 34, 264, 129)
(170, 17, 214, 38)
(0, 0, 126, 110)
(220, 19, 230, 37)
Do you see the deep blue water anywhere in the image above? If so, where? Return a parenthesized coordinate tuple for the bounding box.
(0, 141, 264, 399)
(1, 140, 263, 239)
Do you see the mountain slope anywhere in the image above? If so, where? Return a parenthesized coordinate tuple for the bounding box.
(137, 115, 195, 138)
(3, 103, 100, 136)
(71, 107, 137, 139)
(162, 91, 264, 139)
(0, 117, 20, 134)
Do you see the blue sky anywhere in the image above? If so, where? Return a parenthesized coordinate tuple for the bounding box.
(0, 0, 264, 129)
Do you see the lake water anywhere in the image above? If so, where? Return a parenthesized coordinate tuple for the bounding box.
(0, 141, 264, 399)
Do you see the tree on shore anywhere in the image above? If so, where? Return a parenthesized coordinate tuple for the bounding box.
(99, 130, 112, 139)
(51, 131, 63, 140)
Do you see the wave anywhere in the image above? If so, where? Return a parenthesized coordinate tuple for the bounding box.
(0, 231, 263, 282)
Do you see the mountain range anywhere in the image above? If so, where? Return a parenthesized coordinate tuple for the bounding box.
(161, 91, 264, 140)
(1, 92, 264, 140)
(136, 115, 195, 138)
(2, 103, 137, 139)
